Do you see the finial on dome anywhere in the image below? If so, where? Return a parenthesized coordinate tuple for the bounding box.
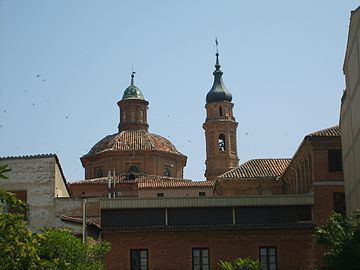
(215, 38, 221, 70)
(131, 66, 136, 86)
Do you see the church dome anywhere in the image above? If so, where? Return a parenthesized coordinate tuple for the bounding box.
(206, 52, 232, 103)
(84, 130, 184, 157)
(122, 72, 145, 100)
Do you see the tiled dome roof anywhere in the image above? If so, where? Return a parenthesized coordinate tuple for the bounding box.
(84, 130, 184, 156)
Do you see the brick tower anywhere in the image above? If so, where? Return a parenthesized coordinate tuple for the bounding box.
(203, 51, 239, 180)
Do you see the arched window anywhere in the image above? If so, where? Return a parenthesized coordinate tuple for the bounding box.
(129, 165, 139, 173)
(96, 168, 103, 178)
(219, 107, 223, 116)
(164, 166, 171, 177)
(218, 134, 226, 151)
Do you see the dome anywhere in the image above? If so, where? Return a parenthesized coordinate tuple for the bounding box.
(122, 72, 145, 100)
(206, 53, 232, 103)
(84, 130, 184, 157)
(122, 85, 145, 100)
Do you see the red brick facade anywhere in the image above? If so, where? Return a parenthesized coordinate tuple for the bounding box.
(102, 228, 315, 270)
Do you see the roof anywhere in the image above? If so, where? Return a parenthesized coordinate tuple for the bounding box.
(70, 173, 195, 185)
(122, 74, 145, 100)
(100, 194, 314, 209)
(83, 130, 185, 157)
(306, 125, 340, 137)
(0, 153, 70, 194)
(206, 53, 232, 103)
(69, 174, 213, 189)
(218, 158, 291, 179)
(138, 180, 214, 189)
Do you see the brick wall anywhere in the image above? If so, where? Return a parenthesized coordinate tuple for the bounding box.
(102, 228, 315, 270)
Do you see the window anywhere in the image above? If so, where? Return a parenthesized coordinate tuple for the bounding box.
(259, 247, 277, 270)
(192, 248, 209, 270)
(219, 107, 223, 116)
(333, 192, 346, 215)
(131, 249, 148, 270)
(157, 193, 164, 198)
(163, 166, 171, 177)
(95, 168, 103, 178)
(129, 165, 139, 173)
(328, 149, 342, 172)
(198, 192, 206, 197)
(218, 134, 226, 151)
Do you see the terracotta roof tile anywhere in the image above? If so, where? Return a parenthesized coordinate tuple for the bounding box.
(84, 130, 184, 157)
(138, 180, 215, 189)
(70, 174, 193, 185)
(307, 125, 340, 137)
(218, 158, 291, 179)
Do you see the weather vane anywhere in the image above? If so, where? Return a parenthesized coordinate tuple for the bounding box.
(215, 37, 219, 54)
(131, 66, 136, 78)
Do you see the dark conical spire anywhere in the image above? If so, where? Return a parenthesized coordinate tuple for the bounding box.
(206, 48, 232, 103)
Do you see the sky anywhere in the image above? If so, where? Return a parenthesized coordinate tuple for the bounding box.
(0, 1, 358, 182)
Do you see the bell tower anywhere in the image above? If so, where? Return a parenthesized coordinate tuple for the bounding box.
(203, 51, 239, 180)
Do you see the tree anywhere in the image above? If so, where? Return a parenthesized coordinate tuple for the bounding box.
(0, 164, 111, 269)
(37, 228, 110, 270)
(219, 257, 260, 270)
(316, 210, 360, 270)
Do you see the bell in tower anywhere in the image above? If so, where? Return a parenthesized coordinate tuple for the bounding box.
(203, 47, 239, 180)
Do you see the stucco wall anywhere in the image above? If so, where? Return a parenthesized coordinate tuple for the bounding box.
(341, 7, 360, 215)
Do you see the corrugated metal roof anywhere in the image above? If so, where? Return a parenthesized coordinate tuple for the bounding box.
(100, 194, 314, 209)
(218, 158, 291, 179)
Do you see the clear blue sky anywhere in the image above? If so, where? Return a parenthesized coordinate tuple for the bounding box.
(0, 1, 358, 182)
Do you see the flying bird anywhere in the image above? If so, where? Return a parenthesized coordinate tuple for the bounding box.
(36, 74, 40, 78)
(42, 79, 46, 82)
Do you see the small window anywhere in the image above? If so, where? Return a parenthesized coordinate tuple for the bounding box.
(129, 165, 139, 173)
(131, 249, 148, 270)
(199, 192, 206, 197)
(328, 149, 342, 172)
(219, 107, 223, 116)
(333, 192, 346, 215)
(157, 193, 164, 198)
(192, 248, 209, 270)
(218, 134, 226, 151)
(95, 168, 103, 178)
(164, 166, 171, 177)
(259, 247, 277, 270)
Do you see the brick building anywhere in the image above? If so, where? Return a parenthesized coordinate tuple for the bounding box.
(0, 48, 346, 269)
(63, 52, 345, 270)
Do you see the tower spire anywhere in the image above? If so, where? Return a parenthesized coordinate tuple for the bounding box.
(131, 67, 136, 86)
(215, 37, 220, 69)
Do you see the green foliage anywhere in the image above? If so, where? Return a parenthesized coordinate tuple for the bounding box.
(0, 164, 111, 270)
(0, 213, 42, 269)
(316, 210, 360, 270)
(0, 164, 11, 179)
(37, 228, 110, 270)
(219, 257, 260, 270)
